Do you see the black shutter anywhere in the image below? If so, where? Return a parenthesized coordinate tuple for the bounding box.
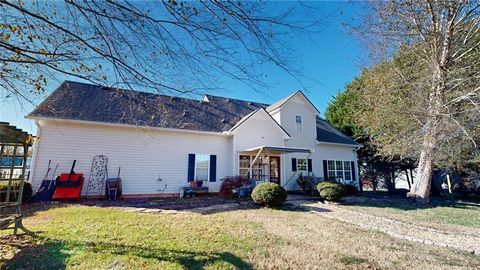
(307, 159, 313, 172)
(323, 160, 328, 179)
(209, 155, 217, 182)
(291, 158, 297, 172)
(188, 154, 195, 182)
(351, 161, 356, 182)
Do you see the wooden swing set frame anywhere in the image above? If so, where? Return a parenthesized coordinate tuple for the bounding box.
(0, 122, 35, 236)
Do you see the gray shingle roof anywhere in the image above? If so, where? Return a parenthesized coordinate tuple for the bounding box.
(28, 81, 358, 146)
(28, 81, 267, 133)
(316, 117, 358, 146)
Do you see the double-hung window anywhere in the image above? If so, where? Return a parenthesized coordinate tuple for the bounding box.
(326, 160, 353, 182)
(297, 159, 307, 171)
(295, 115, 303, 132)
(195, 154, 210, 181)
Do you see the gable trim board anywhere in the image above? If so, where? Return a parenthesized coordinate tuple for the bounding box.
(27, 81, 360, 197)
(227, 108, 291, 138)
(266, 90, 320, 114)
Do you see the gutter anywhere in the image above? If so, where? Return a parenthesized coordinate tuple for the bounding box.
(316, 140, 362, 149)
(26, 116, 231, 137)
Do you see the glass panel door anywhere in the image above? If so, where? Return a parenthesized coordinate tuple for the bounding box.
(269, 156, 280, 184)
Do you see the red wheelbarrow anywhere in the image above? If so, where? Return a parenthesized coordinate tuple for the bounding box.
(53, 160, 84, 200)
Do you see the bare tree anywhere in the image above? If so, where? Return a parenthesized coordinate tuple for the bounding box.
(353, 1, 480, 203)
(0, 0, 321, 105)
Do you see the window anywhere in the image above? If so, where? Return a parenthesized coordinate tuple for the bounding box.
(344, 161, 352, 181)
(239, 155, 270, 181)
(297, 159, 307, 171)
(295, 115, 303, 132)
(239, 155, 251, 177)
(195, 154, 209, 181)
(326, 160, 353, 182)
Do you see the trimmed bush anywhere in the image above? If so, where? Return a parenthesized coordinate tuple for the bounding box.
(251, 182, 287, 207)
(219, 176, 251, 197)
(0, 180, 32, 202)
(317, 181, 345, 201)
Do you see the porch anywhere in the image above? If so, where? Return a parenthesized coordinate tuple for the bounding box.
(238, 146, 313, 186)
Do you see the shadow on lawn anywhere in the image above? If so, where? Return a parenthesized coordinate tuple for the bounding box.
(277, 201, 332, 213)
(88, 241, 252, 269)
(1, 237, 70, 270)
(2, 237, 252, 269)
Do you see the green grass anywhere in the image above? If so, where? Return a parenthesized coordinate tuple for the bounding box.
(344, 200, 480, 228)
(2, 204, 480, 269)
(339, 256, 366, 265)
(4, 206, 257, 269)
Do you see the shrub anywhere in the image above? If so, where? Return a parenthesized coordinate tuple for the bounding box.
(251, 182, 287, 207)
(219, 176, 251, 197)
(317, 181, 345, 201)
(0, 180, 32, 202)
(343, 184, 358, 196)
(296, 174, 321, 195)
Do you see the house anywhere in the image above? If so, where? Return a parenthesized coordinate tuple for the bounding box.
(27, 81, 360, 197)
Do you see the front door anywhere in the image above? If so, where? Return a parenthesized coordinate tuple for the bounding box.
(269, 156, 281, 184)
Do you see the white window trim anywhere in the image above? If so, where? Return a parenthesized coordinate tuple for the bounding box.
(295, 114, 303, 132)
(194, 154, 210, 182)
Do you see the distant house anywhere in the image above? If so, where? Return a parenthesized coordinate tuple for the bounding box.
(27, 81, 360, 197)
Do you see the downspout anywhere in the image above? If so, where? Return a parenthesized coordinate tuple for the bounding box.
(232, 134, 236, 175)
(29, 121, 42, 185)
(353, 147, 360, 190)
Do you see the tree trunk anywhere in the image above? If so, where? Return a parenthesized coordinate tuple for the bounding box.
(409, 169, 414, 184)
(409, 130, 438, 203)
(408, 73, 444, 203)
(405, 170, 411, 190)
(408, 2, 457, 203)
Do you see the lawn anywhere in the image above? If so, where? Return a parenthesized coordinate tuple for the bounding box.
(1, 202, 480, 269)
(342, 198, 480, 234)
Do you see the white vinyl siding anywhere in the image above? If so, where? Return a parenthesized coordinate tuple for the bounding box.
(31, 120, 232, 195)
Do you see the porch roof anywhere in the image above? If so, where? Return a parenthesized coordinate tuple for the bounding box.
(242, 146, 313, 155)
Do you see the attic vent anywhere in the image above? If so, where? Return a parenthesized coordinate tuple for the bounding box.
(182, 110, 188, 117)
(170, 96, 177, 101)
(221, 119, 227, 123)
(202, 95, 210, 102)
(226, 98, 230, 102)
(248, 102, 253, 105)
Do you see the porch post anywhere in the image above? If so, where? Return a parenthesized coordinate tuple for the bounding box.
(246, 147, 264, 178)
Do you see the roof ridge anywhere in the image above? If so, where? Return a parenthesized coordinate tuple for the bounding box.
(64, 80, 269, 106)
(203, 93, 269, 106)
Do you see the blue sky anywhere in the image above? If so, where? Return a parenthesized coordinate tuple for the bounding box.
(0, 1, 365, 134)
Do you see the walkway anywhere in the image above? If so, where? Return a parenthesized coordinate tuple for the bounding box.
(290, 200, 480, 255)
